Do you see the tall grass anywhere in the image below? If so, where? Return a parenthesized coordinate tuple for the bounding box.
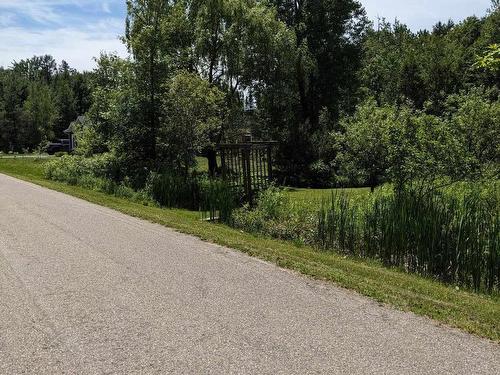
(148, 172, 201, 210)
(317, 185, 499, 293)
(148, 172, 237, 223)
(200, 179, 238, 223)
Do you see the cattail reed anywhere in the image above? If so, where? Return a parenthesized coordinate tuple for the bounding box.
(317, 184, 499, 293)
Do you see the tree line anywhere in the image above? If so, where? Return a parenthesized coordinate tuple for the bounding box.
(1, 0, 498, 189)
(0, 56, 92, 152)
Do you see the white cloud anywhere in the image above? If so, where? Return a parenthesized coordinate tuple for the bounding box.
(0, 21, 128, 71)
(0, 0, 70, 24)
(0, 0, 127, 70)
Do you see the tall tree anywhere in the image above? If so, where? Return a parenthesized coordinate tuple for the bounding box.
(125, 0, 171, 163)
(22, 82, 58, 148)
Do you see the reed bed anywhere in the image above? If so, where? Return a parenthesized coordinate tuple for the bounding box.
(317, 185, 499, 293)
(149, 172, 237, 223)
(199, 179, 238, 224)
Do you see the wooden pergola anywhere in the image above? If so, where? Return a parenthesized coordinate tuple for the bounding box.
(218, 138, 277, 201)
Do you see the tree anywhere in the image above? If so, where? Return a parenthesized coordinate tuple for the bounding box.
(263, 0, 369, 184)
(0, 70, 28, 152)
(335, 99, 393, 190)
(474, 44, 500, 72)
(12, 55, 57, 83)
(22, 82, 58, 149)
(444, 89, 500, 179)
(190, 0, 296, 173)
(125, 0, 172, 163)
(158, 71, 226, 175)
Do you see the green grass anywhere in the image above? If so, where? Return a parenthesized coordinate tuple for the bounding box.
(1, 157, 499, 342)
(195, 156, 221, 173)
(285, 187, 370, 207)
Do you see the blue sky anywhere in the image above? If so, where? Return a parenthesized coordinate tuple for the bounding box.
(0, 0, 494, 71)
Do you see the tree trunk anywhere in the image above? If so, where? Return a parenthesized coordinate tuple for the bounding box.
(207, 148, 218, 177)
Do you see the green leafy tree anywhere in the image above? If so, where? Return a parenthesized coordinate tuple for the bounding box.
(125, 0, 172, 162)
(444, 89, 500, 179)
(22, 82, 58, 149)
(266, 0, 369, 183)
(158, 71, 226, 175)
(474, 44, 500, 72)
(335, 99, 393, 190)
(0, 70, 28, 152)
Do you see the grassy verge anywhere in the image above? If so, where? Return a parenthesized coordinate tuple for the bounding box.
(1, 158, 499, 342)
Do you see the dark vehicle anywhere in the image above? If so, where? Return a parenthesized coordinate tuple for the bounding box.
(46, 139, 70, 155)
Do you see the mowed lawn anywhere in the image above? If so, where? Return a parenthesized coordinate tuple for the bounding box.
(0, 157, 499, 342)
(284, 187, 370, 206)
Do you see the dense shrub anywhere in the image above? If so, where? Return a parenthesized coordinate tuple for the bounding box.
(44, 154, 148, 203)
(334, 91, 500, 191)
(44, 153, 119, 184)
(232, 187, 317, 244)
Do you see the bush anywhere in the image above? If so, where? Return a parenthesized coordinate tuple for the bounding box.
(44, 153, 119, 184)
(44, 154, 150, 204)
(54, 151, 68, 158)
(232, 186, 317, 244)
(147, 172, 201, 210)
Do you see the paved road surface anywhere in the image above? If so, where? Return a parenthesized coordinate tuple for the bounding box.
(0, 174, 498, 374)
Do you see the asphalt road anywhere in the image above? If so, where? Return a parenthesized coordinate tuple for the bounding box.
(0, 174, 498, 374)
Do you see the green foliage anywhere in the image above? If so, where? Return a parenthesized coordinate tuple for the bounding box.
(360, 13, 499, 111)
(147, 172, 202, 210)
(44, 153, 119, 185)
(262, 0, 369, 184)
(158, 71, 226, 173)
(43, 154, 149, 202)
(22, 82, 58, 146)
(233, 186, 317, 244)
(335, 90, 500, 189)
(474, 44, 500, 72)
(318, 183, 500, 293)
(335, 99, 393, 188)
(72, 118, 104, 157)
(0, 56, 91, 153)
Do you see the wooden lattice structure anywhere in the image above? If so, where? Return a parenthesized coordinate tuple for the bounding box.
(218, 140, 277, 201)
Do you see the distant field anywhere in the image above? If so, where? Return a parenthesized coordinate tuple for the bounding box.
(284, 187, 370, 206)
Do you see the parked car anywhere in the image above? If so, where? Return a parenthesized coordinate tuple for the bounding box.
(46, 139, 70, 155)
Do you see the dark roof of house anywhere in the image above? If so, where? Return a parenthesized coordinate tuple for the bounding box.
(63, 116, 86, 134)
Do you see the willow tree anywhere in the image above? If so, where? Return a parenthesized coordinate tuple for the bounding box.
(189, 0, 295, 174)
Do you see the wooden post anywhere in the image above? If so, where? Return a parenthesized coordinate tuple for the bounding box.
(220, 149, 226, 180)
(267, 144, 273, 181)
(242, 145, 252, 201)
